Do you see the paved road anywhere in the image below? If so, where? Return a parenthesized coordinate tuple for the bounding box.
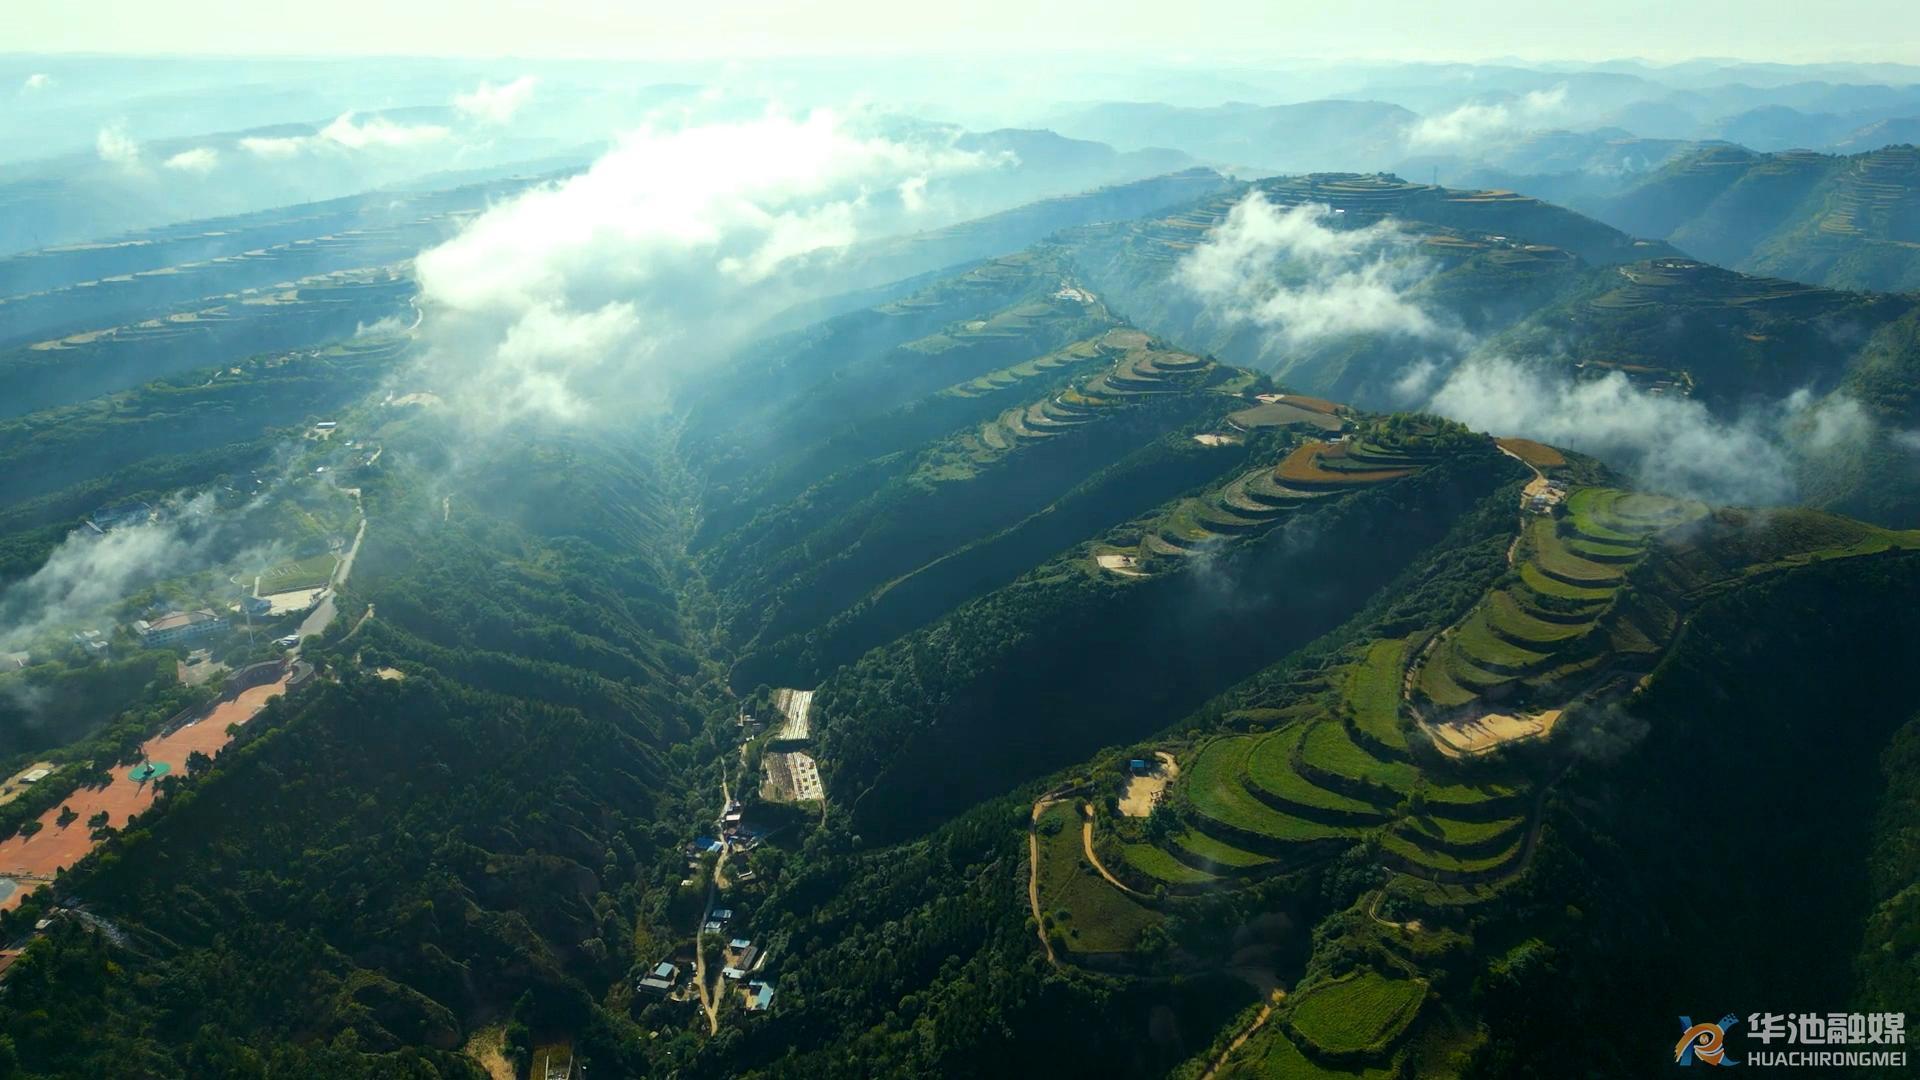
(295, 510, 366, 647)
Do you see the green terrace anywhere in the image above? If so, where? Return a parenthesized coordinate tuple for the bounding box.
(956, 328, 1247, 467)
(1820, 145, 1919, 238)
(1413, 487, 1703, 723)
(1120, 638, 1530, 890)
(1095, 418, 1455, 575)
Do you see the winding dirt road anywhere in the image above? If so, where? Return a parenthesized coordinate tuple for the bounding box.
(1028, 796, 1061, 966)
(1079, 804, 1150, 899)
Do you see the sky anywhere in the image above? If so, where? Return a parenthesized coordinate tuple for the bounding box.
(7, 0, 1919, 63)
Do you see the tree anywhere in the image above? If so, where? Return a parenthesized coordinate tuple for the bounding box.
(56, 806, 77, 828)
(19, 821, 40, 839)
(87, 811, 109, 830)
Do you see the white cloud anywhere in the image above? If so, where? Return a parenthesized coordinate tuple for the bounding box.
(240, 112, 451, 159)
(20, 73, 51, 93)
(410, 108, 999, 426)
(454, 75, 538, 123)
(95, 125, 141, 170)
(1407, 83, 1568, 151)
(1783, 388, 1874, 453)
(162, 147, 219, 174)
(0, 498, 212, 653)
(1423, 358, 1891, 505)
(1176, 192, 1456, 347)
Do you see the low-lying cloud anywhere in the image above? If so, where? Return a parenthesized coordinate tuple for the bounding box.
(162, 147, 219, 174)
(1177, 192, 1457, 348)
(455, 76, 538, 124)
(410, 108, 1002, 425)
(1426, 357, 1884, 505)
(20, 73, 51, 94)
(240, 112, 451, 159)
(1407, 84, 1569, 151)
(0, 497, 215, 654)
(95, 124, 141, 170)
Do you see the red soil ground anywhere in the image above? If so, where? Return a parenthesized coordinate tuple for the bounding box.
(0, 675, 288, 910)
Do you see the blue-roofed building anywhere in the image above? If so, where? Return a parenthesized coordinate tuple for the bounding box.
(652, 961, 679, 982)
(728, 938, 751, 951)
(1129, 759, 1149, 775)
(746, 981, 775, 1012)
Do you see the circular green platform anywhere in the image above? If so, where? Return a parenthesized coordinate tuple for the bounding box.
(128, 761, 172, 783)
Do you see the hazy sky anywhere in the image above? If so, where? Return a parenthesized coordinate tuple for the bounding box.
(8, 0, 1918, 63)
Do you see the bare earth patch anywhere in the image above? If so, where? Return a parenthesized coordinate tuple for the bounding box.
(1096, 553, 1145, 576)
(1117, 752, 1179, 816)
(1429, 709, 1562, 757)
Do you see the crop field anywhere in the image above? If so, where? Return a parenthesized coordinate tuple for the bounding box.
(1276, 443, 1414, 487)
(1287, 971, 1426, 1055)
(1399, 813, 1526, 849)
(1122, 842, 1217, 885)
(1184, 737, 1355, 843)
(1245, 728, 1385, 818)
(1105, 418, 1450, 577)
(1228, 400, 1344, 431)
(1228, 1028, 1397, 1080)
(1351, 634, 1413, 745)
(1494, 437, 1565, 469)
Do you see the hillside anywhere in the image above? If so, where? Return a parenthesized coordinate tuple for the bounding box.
(2, 131, 1919, 1080)
(1583, 143, 1920, 291)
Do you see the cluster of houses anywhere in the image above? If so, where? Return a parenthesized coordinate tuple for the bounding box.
(1526, 478, 1570, 514)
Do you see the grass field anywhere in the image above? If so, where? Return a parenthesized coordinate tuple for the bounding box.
(1035, 803, 1159, 953)
(255, 551, 339, 593)
(1288, 971, 1426, 1055)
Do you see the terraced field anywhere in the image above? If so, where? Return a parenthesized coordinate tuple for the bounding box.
(1096, 421, 1454, 576)
(1411, 487, 1706, 751)
(958, 326, 1243, 468)
(1133, 632, 1529, 888)
(1285, 971, 1426, 1057)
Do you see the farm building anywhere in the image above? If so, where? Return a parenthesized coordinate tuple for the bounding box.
(745, 982, 776, 1012)
(722, 966, 746, 980)
(133, 609, 228, 646)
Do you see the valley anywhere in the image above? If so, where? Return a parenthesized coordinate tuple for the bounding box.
(1, 43, 1919, 1080)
